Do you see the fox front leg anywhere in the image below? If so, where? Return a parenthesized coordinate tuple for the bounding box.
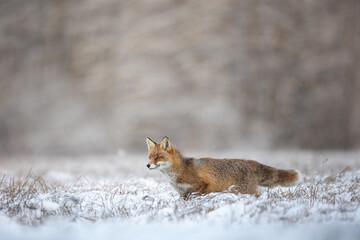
(180, 191, 191, 200)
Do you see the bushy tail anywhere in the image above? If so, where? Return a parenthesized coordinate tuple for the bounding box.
(257, 164, 301, 187)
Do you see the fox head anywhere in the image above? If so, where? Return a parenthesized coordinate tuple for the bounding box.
(146, 136, 173, 170)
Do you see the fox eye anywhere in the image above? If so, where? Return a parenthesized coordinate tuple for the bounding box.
(155, 156, 161, 161)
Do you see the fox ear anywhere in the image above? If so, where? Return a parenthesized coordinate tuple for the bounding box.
(160, 136, 171, 150)
(146, 137, 156, 151)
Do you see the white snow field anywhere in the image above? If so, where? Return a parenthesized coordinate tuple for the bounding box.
(0, 150, 359, 240)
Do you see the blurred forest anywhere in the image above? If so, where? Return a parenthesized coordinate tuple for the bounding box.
(0, 0, 359, 155)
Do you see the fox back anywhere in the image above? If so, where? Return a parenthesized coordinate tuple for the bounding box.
(146, 137, 301, 198)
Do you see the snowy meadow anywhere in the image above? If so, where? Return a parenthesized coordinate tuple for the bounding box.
(0, 150, 359, 240)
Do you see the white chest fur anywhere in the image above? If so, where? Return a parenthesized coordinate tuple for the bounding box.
(160, 167, 192, 194)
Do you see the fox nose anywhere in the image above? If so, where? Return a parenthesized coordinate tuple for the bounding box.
(146, 164, 150, 168)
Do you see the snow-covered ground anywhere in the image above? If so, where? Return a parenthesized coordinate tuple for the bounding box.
(0, 150, 359, 240)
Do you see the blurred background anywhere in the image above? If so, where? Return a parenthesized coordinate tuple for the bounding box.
(0, 0, 359, 156)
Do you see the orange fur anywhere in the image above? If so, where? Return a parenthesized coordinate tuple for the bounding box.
(146, 137, 301, 198)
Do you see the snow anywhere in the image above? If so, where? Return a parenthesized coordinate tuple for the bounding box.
(0, 221, 359, 240)
(42, 201, 60, 212)
(0, 151, 359, 239)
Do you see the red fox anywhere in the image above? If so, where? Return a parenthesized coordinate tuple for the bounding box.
(146, 136, 301, 198)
